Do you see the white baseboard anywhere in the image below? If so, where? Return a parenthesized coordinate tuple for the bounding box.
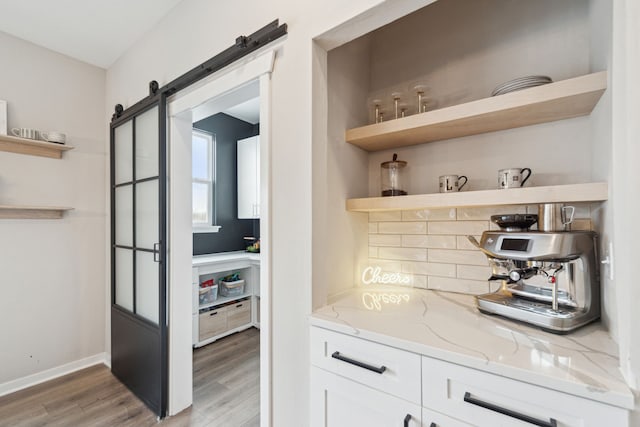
(0, 353, 110, 397)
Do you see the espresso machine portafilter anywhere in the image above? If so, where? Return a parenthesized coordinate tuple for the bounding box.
(468, 231, 600, 333)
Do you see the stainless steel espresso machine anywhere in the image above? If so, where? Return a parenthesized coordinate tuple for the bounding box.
(469, 227, 600, 333)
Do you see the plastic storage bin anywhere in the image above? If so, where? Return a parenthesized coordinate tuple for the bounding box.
(219, 279, 245, 297)
(199, 285, 218, 305)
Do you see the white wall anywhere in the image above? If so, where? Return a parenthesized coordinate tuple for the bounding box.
(0, 32, 106, 387)
(612, 0, 640, 394)
(312, 36, 371, 307)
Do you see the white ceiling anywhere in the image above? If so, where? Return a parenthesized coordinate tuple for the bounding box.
(0, 0, 184, 68)
(192, 80, 261, 125)
(224, 98, 261, 125)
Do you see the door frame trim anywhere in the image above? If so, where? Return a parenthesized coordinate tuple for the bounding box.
(166, 48, 277, 422)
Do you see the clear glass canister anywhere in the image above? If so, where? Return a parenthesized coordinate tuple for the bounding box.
(381, 153, 407, 197)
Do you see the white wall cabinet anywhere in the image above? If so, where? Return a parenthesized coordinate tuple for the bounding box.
(237, 135, 260, 219)
(310, 326, 630, 427)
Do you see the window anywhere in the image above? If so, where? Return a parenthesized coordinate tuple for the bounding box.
(192, 129, 220, 232)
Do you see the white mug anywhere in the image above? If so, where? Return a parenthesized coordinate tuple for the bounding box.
(11, 127, 39, 140)
(439, 175, 468, 193)
(498, 168, 532, 189)
(41, 131, 66, 144)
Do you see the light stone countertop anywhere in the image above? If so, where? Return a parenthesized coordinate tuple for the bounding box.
(192, 251, 260, 266)
(310, 286, 635, 410)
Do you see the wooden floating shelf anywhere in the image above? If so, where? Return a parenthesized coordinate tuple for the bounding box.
(0, 134, 74, 159)
(346, 71, 607, 151)
(0, 205, 74, 219)
(346, 182, 608, 212)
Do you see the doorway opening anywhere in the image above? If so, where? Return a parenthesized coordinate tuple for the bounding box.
(167, 50, 275, 423)
(190, 83, 262, 425)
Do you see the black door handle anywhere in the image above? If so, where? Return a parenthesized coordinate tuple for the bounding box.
(403, 414, 411, 427)
(464, 392, 557, 427)
(331, 351, 386, 374)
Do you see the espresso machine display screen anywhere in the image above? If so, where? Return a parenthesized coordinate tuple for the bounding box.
(500, 238, 530, 252)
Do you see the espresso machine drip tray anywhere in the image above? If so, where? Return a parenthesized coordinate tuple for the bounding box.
(476, 291, 591, 333)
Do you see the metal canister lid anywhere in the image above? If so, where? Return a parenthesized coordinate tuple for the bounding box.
(381, 153, 407, 169)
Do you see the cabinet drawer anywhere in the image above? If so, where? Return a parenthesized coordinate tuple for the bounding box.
(311, 327, 421, 404)
(227, 299, 251, 329)
(422, 356, 629, 427)
(199, 306, 228, 340)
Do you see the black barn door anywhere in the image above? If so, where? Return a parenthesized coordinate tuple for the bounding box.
(110, 94, 167, 417)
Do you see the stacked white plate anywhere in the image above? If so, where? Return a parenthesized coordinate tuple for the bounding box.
(491, 75, 553, 96)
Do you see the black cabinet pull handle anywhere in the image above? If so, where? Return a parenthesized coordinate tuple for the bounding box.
(209, 311, 218, 316)
(464, 392, 557, 427)
(331, 351, 386, 374)
(236, 303, 243, 307)
(403, 414, 411, 427)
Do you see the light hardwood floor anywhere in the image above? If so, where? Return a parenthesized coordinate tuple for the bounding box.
(0, 327, 260, 427)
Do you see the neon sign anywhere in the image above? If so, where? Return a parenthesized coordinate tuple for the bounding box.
(361, 266, 411, 285)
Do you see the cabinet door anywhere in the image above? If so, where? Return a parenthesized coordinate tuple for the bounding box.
(422, 407, 471, 427)
(311, 367, 421, 427)
(237, 135, 259, 219)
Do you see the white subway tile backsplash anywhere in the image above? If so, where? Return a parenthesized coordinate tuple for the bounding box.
(428, 276, 489, 295)
(428, 221, 488, 236)
(428, 249, 488, 266)
(457, 265, 492, 281)
(402, 261, 456, 278)
(402, 235, 456, 249)
(369, 234, 402, 247)
(369, 211, 402, 222)
(457, 235, 481, 250)
(369, 201, 594, 296)
(378, 247, 427, 262)
(379, 221, 427, 234)
(402, 208, 456, 221)
(412, 275, 428, 289)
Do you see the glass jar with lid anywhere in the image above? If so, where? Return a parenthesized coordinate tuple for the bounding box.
(381, 153, 407, 197)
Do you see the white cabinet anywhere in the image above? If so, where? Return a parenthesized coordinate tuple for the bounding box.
(310, 327, 421, 404)
(421, 407, 471, 427)
(311, 367, 422, 427)
(237, 135, 259, 219)
(310, 327, 422, 427)
(310, 326, 630, 427)
(421, 356, 629, 427)
(192, 254, 260, 347)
